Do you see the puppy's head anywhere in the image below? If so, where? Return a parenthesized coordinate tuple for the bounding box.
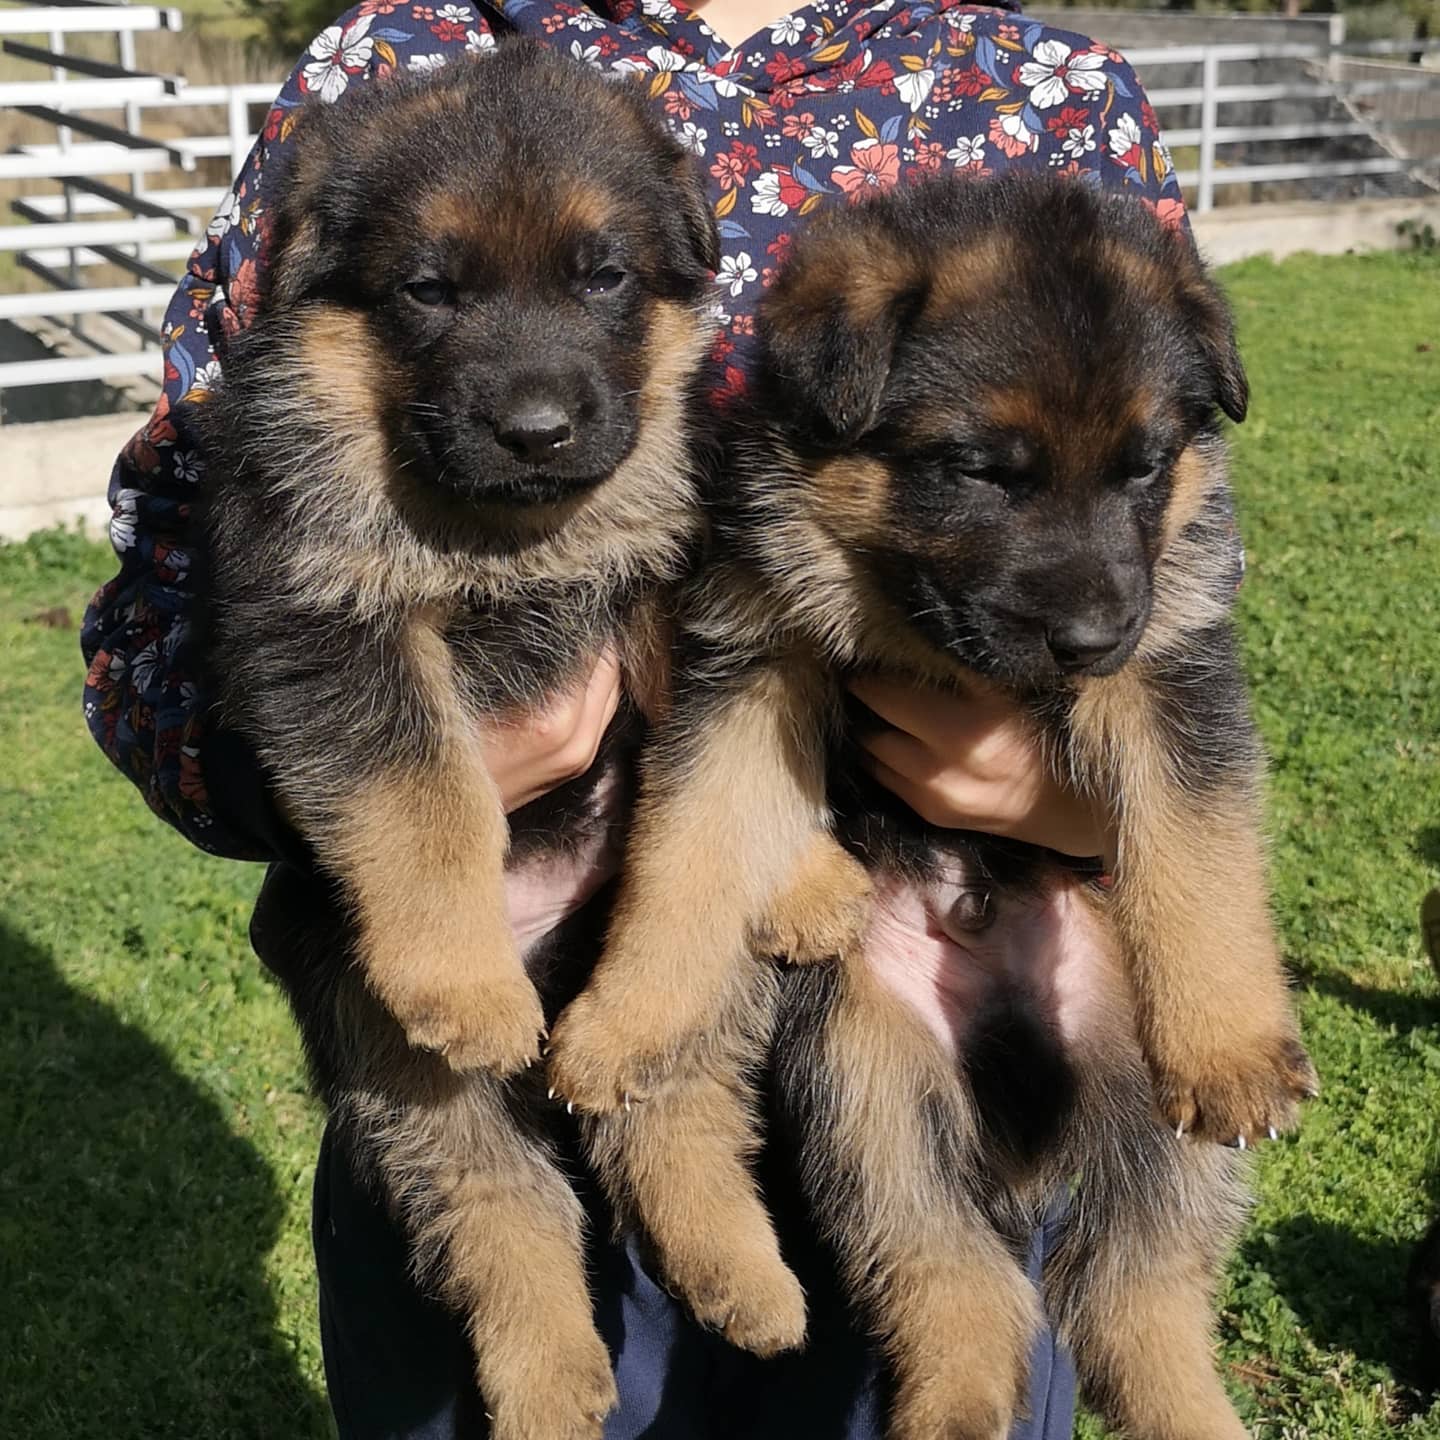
(756, 175, 1246, 685)
(262, 42, 718, 510)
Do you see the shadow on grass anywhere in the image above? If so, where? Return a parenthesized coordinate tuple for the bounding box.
(1413, 827, 1440, 870)
(1294, 966, 1439, 1037)
(1248, 1216, 1437, 1395)
(0, 916, 330, 1440)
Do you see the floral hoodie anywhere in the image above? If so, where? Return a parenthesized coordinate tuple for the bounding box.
(81, 0, 1188, 857)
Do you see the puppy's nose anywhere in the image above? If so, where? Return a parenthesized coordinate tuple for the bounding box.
(1046, 613, 1138, 673)
(493, 401, 574, 464)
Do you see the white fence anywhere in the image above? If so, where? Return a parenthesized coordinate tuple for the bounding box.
(1125, 34, 1440, 211)
(2, 5, 1440, 409)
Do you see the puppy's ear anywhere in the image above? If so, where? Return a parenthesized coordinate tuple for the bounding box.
(1170, 240, 1248, 424)
(759, 218, 922, 445)
(673, 151, 720, 275)
(263, 105, 358, 310)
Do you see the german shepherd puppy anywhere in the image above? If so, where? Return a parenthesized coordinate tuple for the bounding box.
(547, 175, 1318, 1435)
(201, 45, 717, 1439)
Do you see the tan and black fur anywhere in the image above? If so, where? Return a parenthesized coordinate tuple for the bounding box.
(200, 45, 718, 1439)
(548, 175, 1317, 1435)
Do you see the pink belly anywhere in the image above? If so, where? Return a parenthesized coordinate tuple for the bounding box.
(503, 770, 623, 960)
(863, 864, 1116, 1062)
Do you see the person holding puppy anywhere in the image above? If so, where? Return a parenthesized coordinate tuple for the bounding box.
(83, 0, 1197, 1434)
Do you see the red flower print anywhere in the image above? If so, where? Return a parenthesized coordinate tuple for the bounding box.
(664, 89, 694, 121)
(832, 139, 901, 200)
(782, 110, 816, 139)
(766, 52, 807, 86)
(988, 112, 1038, 159)
(952, 63, 989, 97)
(1046, 105, 1090, 136)
(1140, 196, 1187, 231)
(710, 140, 760, 191)
(432, 17, 467, 40)
(913, 140, 947, 171)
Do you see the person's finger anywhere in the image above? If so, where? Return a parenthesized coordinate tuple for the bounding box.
(855, 724, 945, 785)
(862, 753, 982, 832)
(848, 669, 996, 733)
(561, 648, 624, 777)
(847, 674, 1010, 756)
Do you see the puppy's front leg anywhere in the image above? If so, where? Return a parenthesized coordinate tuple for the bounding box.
(307, 612, 542, 1074)
(547, 654, 833, 1113)
(1070, 654, 1317, 1144)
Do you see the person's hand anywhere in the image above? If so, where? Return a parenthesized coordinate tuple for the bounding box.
(848, 671, 1112, 861)
(478, 648, 623, 813)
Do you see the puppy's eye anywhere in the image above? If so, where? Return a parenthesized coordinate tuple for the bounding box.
(951, 447, 1008, 486)
(583, 267, 627, 297)
(1123, 456, 1165, 487)
(405, 278, 454, 307)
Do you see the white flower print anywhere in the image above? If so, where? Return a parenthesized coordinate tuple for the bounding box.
(131, 640, 162, 695)
(303, 14, 375, 104)
(408, 52, 448, 71)
(190, 360, 222, 393)
(750, 172, 790, 217)
(895, 67, 935, 113)
(641, 0, 678, 21)
(435, 4, 471, 22)
(569, 40, 602, 66)
(769, 12, 804, 44)
(1061, 123, 1096, 158)
(1016, 39, 1107, 110)
(206, 191, 240, 242)
(695, 65, 740, 98)
(173, 450, 204, 485)
(676, 121, 709, 155)
(110, 488, 142, 551)
(716, 252, 758, 297)
(1107, 110, 1142, 161)
(945, 11, 976, 34)
(465, 27, 495, 53)
(567, 10, 605, 30)
(802, 125, 839, 158)
(946, 134, 986, 168)
(646, 44, 687, 72)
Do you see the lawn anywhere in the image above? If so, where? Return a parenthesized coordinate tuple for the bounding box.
(1, 246, 1438, 1439)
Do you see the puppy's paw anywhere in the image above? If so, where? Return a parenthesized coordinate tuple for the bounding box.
(889, 1367, 1020, 1440)
(387, 969, 546, 1077)
(677, 1250, 808, 1358)
(546, 991, 677, 1113)
(1154, 1033, 1318, 1146)
(752, 840, 873, 966)
(487, 1329, 617, 1440)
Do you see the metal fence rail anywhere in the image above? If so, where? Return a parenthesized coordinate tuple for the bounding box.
(2, 8, 1440, 407)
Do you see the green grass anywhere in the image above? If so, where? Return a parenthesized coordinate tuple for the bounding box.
(1, 248, 1439, 1438)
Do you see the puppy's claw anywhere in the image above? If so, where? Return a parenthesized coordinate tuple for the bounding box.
(1175, 1121, 1186, 1140)
(1236, 1134, 1246, 1151)
(567, 1101, 575, 1115)
(547, 1086, 557, 1100)
(1267, 1125, 1279, 1142)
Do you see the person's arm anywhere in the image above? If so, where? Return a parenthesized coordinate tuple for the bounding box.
(80, 4, 503, 859)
